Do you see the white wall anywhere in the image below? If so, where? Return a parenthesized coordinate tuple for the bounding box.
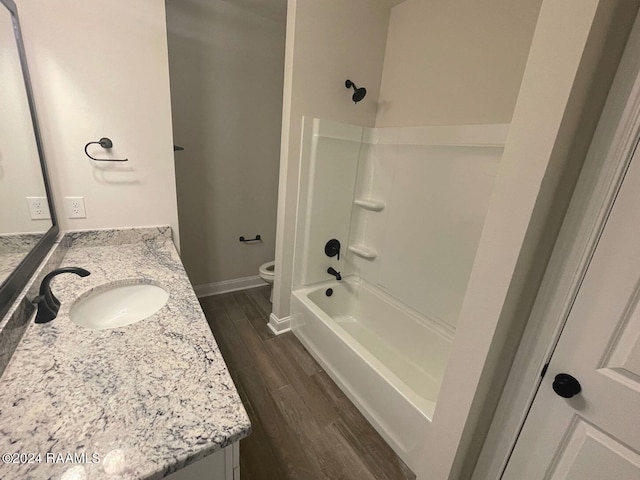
(166, 0, 286, 287)
(15, 0, 179, 245)
(0, 6, 48, 234)
(273, 0, 391, 320)
(376, 0, 543, 127)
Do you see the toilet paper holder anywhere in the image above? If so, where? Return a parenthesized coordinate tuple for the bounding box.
(239, 234, 262, 243)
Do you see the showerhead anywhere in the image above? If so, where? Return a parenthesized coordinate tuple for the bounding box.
(345, 79, 367, 103)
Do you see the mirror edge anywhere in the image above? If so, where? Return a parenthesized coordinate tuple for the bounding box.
(0, 0, 59, 320)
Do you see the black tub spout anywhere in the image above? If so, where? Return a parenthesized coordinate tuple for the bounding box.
(327, 267, 342, 281)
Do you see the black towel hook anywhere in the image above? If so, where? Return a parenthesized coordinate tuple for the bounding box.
(84, 137, 128, 162)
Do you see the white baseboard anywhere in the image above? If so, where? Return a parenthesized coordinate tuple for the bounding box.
(194, 275, 267, 298)
(268, 313, 291, 335)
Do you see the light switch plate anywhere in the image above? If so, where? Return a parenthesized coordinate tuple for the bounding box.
(26, 197, 51, 220)
(64, 197, 86, 219)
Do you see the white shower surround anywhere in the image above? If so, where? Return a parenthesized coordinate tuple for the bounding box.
(287, 118, 508, 471)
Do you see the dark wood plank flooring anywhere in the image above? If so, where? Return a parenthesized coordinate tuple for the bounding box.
(199, 286, 416, 480)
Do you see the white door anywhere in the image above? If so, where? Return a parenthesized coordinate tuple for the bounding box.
(503, 144, 640, 479)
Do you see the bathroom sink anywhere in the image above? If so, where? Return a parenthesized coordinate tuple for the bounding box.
(70, 282, 169, 330)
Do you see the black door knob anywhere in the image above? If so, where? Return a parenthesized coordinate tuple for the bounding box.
(552, 373, 582, 398)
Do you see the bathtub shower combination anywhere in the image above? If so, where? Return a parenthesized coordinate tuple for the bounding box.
(289, 118, 507, 471)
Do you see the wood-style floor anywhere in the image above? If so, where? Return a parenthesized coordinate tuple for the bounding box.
(199, 286, 415, 480)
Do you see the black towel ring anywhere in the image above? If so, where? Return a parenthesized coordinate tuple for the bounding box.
(84, 137, 128, 162)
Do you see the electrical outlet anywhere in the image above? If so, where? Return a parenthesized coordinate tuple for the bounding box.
(64, 197, 86, 219)
(26, 197, 51, 220)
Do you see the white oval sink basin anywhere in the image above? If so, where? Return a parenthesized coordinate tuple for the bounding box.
(70, 283, 169, 330)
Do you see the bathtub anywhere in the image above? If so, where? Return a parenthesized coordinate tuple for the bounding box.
(291, 277, 453, 472)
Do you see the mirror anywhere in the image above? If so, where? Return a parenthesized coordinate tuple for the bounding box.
(0, 0, 58, 318)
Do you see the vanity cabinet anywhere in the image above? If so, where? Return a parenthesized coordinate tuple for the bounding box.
(166, 444, 240, 480)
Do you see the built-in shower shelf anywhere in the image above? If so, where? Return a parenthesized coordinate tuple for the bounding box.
(354, 198, 386, 212)
(348, 244, 378, 260)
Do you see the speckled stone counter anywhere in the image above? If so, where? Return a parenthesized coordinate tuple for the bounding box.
(0, 234, 66, 378)
(0, 227, 250, 480)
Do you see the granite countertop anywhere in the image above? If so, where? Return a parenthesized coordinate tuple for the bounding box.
(0, 227, 251, 480)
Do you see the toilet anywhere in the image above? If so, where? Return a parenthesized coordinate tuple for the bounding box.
(258, 260, 275, 302)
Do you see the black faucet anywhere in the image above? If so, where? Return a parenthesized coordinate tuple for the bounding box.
(33, 267, 90, 323)
(327, 267, 342, 281)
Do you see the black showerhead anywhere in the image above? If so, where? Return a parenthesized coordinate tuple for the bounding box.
(345, 79, 366, 103)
